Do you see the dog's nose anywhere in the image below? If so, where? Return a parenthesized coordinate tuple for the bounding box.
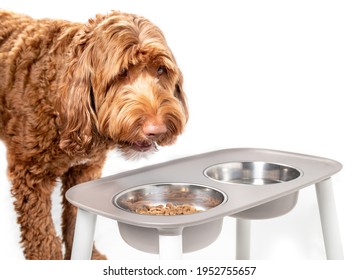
(143, 120, 167, 139)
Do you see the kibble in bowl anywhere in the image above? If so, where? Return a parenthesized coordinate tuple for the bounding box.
(113, 183, 225, 216)
(135, 202, 201, 215)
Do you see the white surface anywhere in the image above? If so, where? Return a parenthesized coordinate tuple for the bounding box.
(0, 0, 358, 261)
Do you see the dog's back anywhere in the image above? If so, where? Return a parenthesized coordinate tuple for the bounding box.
(0, 10, 31, 137)
(0, 10, 80, 140)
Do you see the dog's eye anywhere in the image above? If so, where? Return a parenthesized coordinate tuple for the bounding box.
(119, 68, 128, 78)
(157, 66, 166, 76)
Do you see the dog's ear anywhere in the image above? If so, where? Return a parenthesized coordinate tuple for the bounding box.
(174, 71, 189, 123)
(57, 31, 98, 156)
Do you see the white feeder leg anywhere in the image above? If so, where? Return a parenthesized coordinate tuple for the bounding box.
(71, 208, 97, 260)
(315, 178, 344, 260)
(236, 218, 251, 260)
(158, 233, 183, 260)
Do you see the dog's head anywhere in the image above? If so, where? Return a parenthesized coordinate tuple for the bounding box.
(58, 11, 188, 158)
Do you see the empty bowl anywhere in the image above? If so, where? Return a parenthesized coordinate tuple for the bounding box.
(204, 162, 301, 219)
(204, 162, 301, 185)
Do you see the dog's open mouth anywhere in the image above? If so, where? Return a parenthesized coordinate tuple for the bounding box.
(130, 140, 155, 152)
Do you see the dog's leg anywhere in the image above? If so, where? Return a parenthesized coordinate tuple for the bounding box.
(61, 155, 107, 260)
(9, 166, 63, 259)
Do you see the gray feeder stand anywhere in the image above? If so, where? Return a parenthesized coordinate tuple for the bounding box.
(66, 148, 344, 260)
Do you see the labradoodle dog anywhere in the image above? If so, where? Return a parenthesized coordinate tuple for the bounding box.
(0, 10, 188, 259)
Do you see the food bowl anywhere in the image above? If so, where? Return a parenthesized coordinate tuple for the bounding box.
(113, 183, 226, 253)
(114, 183, 225, 214)
(204, 162, 302, 219)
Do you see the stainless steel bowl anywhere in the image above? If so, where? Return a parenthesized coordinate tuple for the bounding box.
(113, 183, 226, 214)
(113, 183, 226, 253)
(204, 162, 301, 185)
(204, 162, 301, 219)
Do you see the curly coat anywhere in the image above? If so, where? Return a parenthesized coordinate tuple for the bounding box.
(0, 10, 188, 259)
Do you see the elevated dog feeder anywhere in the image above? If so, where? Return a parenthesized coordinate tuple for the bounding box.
(66, 148, 343, 260)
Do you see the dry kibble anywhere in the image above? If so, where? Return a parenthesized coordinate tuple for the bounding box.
(120, 190, 220, 216)
(135, 203, 201, 215)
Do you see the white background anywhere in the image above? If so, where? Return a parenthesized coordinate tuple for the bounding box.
(0, 0, 358, 269)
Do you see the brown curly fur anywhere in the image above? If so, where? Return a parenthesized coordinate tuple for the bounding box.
(0, 10, 188, 259)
